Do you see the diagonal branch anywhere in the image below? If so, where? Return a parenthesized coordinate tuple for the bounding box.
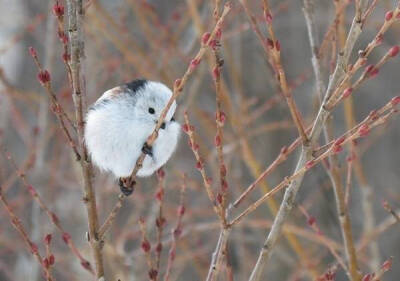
(98, 3, 233, 239)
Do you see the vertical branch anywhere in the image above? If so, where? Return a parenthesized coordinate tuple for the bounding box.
(342, 3, 381, 266)
(163, 175, 187, 281)
(211, 27, 228, 224)
(183, 113, 222, 220)
(66, 0, 104, 279)
(304, 1, 360, 279)
(205, 227, 231, 281)
(240, 0, 308, 144)
(155, 169, 166, 272)
(139, 219, 157, 281)
(29, 48, 80, 160)
(205, 26, 231, 281)
(325, 148, 361, 281)
(303, 0, 325, 101)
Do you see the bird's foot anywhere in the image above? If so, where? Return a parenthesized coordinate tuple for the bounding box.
(118, 177, 136, 196)
(142, 142, 153, 157)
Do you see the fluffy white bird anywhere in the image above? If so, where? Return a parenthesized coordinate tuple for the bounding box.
(84, 79, 180, 184)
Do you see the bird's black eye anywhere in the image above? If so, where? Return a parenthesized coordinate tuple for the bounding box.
(148, 107, 155, 114)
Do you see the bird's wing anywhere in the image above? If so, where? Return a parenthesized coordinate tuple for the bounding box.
(97, 86, 126, 102)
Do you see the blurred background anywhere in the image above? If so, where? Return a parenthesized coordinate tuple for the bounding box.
(0, 0, 399, 280)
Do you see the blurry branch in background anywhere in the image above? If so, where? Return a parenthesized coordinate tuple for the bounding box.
(163, 174, 186, 281)
(137, 173, 187, 281)
(0, 148, 94, 274)
(0, 185, 54, 281)
(240, 0, 308, 144)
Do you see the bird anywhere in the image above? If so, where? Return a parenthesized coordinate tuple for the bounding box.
(84, 79, 180, 193)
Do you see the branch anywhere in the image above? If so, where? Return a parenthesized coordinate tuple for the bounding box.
(0, 186, 54, 281)
(66, 0, 104, 279)
(2, 149, 94, 274)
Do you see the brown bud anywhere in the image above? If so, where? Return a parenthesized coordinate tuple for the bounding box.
(220, 164, 227, 177)
(37, 70, 51, 84)
(358, 124, 370, 137)
(305, 160, 315, 169)
(48, 254, 55, 265)
(182, 124, 190, 133)
(44, 234, 52, 245)
(382, 258, 392, 271)
(81, 260, 92, 271)
(275, 40, 281, 52)
(265, 38, 274, 50)
(155, 188, 164, 202)
(334, 136, 345, 146)
(390, 96, 400, 106)
(28, 46, 37, 58)
(216, 193, 223, 205)
(178, 206, 185, 216)
(201, 32, 211, 44)
(53, 2, 65, 17)
(385, 11, 393, 21)
(27, 185, 37, 196)
(141, 239, 151, 253)
(342, 88, 353, 98)
(62, 232, 71, 244)
(156, 243, 162, 253)
(307, 216, 316, 226)
(362, 274, 372, 281)
(388, 45, 399, 57)
(189, 58, 201, 70)
(212, 66, 220, 80)
(264, 11, 273, 24)
(221, 180, 228, 192)
(215, 135, 221, 146)
(332, 144, 343, 154)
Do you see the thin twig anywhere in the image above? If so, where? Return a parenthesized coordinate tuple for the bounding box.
(2, 149, 94, 274)
(163, 174, 187, 281)
(0, 186, 54, 281)
(27, 51, 80, 160)
(298, 206, 348, 272)
(155, 169, 166, 272)
(183, 112, 222, 220)
(303, 0, 324, 101)
(239, 0, 308, 144)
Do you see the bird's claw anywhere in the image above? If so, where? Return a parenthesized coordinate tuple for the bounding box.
(118, 177, 135, 196)
(142, 142, 153, 157)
